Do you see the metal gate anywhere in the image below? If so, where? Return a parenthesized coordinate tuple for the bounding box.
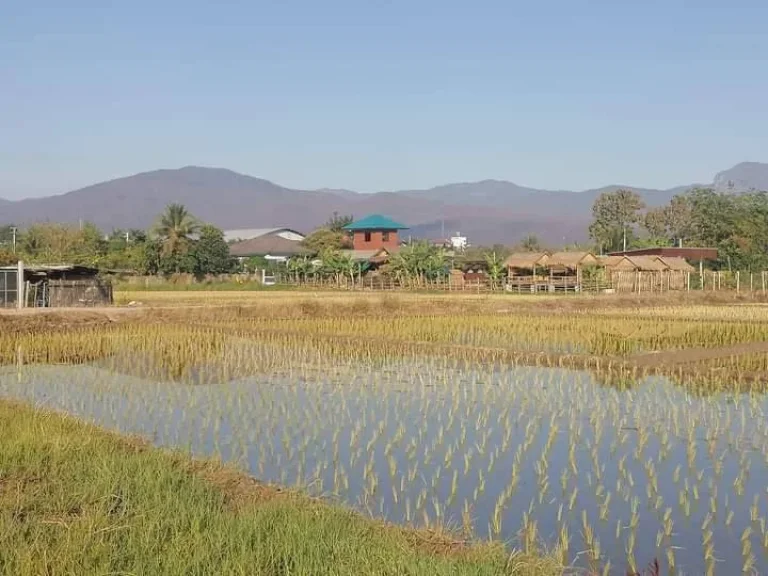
(0, 268, 18, 308)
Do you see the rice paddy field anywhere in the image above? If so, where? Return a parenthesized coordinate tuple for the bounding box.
(3, 291, 768, 575)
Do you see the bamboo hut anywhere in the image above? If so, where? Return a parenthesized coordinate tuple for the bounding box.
(504, 252, 550, 276)
(601, 254, 692, 292)
(545, 252, 599, 290)
(654, 256, 696, 272)
(504, 252, 550, 291)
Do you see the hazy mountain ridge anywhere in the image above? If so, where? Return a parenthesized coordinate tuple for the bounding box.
(1, 163, 766, 245)
(713, 162, 768, 193)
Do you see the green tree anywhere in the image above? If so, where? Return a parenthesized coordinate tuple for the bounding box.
(193, 224, 234, 275)
(0, 248, 16, 266)
(642, 207, 668, 241)
(663, 195, 693, 244)
(18, 222, 105, 265)
(78, 223, 107, 265)
(302, 227, 350, 254)
(0, 225, 18, 252)
(588, 189, 645, 253)
(153, 203, 200, 260)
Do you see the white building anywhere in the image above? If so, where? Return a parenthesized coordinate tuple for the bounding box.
(449, 233, 468, 251)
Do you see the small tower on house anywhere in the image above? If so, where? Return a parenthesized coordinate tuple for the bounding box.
(343, 215, 408, 251)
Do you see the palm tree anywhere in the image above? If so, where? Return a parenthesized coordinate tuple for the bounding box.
(154, 203, 200, 257)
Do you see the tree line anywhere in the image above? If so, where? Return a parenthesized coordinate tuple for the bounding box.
(589, 186, 768, 271)
(0, 204, 234, 276)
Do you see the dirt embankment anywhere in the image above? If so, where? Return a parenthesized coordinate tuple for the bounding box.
(630, 341, 768, 367)
(0, 307, 143, 334)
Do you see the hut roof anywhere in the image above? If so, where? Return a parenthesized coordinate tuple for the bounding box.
(504, 252, 550, 269)
(547, 251, 598, 269)
(599, 255, 628, 268)
(600, 255, 670, 271)
(627, 255, 668, 271)
(654, 256, 696, 272)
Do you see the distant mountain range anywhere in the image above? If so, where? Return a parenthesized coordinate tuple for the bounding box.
(1, 162, 766, 245)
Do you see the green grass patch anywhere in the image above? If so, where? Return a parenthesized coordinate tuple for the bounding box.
(0, 400, 560, 576)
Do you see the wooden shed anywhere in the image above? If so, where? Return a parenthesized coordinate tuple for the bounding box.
(1, 263, 113, 308)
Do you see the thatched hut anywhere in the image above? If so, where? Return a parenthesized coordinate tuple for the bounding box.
(654, 256, 695, 272)
(542, 252, 599, 291)
(546, 251, 599, 271)
(600, 255, 667, 272)
(601, 254, 694, 291)
(504, 252, 550, 277)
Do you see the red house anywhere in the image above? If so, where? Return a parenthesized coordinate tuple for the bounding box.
(343, 215, 408, 251)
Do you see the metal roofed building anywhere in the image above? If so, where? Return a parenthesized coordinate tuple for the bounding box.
(226, 228, 307, 261)
(343, 215, 408, 251)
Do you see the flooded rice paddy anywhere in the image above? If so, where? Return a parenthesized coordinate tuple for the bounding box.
(2, 350, 767, 575)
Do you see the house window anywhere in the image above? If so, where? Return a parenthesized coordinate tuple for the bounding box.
(364, 232, 372, 242)
(382, 231, 390, 242)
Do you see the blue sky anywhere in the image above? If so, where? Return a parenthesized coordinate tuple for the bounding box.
(1, 0, 766, 198)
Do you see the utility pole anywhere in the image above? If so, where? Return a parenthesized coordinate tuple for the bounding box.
(10, 227, 17, 253)
(622, 225, 627, 253)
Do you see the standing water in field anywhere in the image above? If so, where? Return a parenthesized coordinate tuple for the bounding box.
(1, 359, 766, 575)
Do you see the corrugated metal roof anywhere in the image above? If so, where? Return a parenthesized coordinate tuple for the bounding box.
(229, 235, 307, 257)
(223, 228, 305, 243)
(343, 215, 408, 231)
(608, 247, 717, 260)
(0, 264, 100, 274)
(339, 249, 391, 262)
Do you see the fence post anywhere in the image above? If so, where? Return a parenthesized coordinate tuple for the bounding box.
(16, 261, 25, 309)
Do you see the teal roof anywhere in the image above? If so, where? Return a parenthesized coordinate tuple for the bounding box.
(343, 214, 408, 231)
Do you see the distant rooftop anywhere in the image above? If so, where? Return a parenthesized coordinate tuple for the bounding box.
(223, 228, 305, 243)
(609, 247, 718, 261)
(343, 215, 408, 231)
